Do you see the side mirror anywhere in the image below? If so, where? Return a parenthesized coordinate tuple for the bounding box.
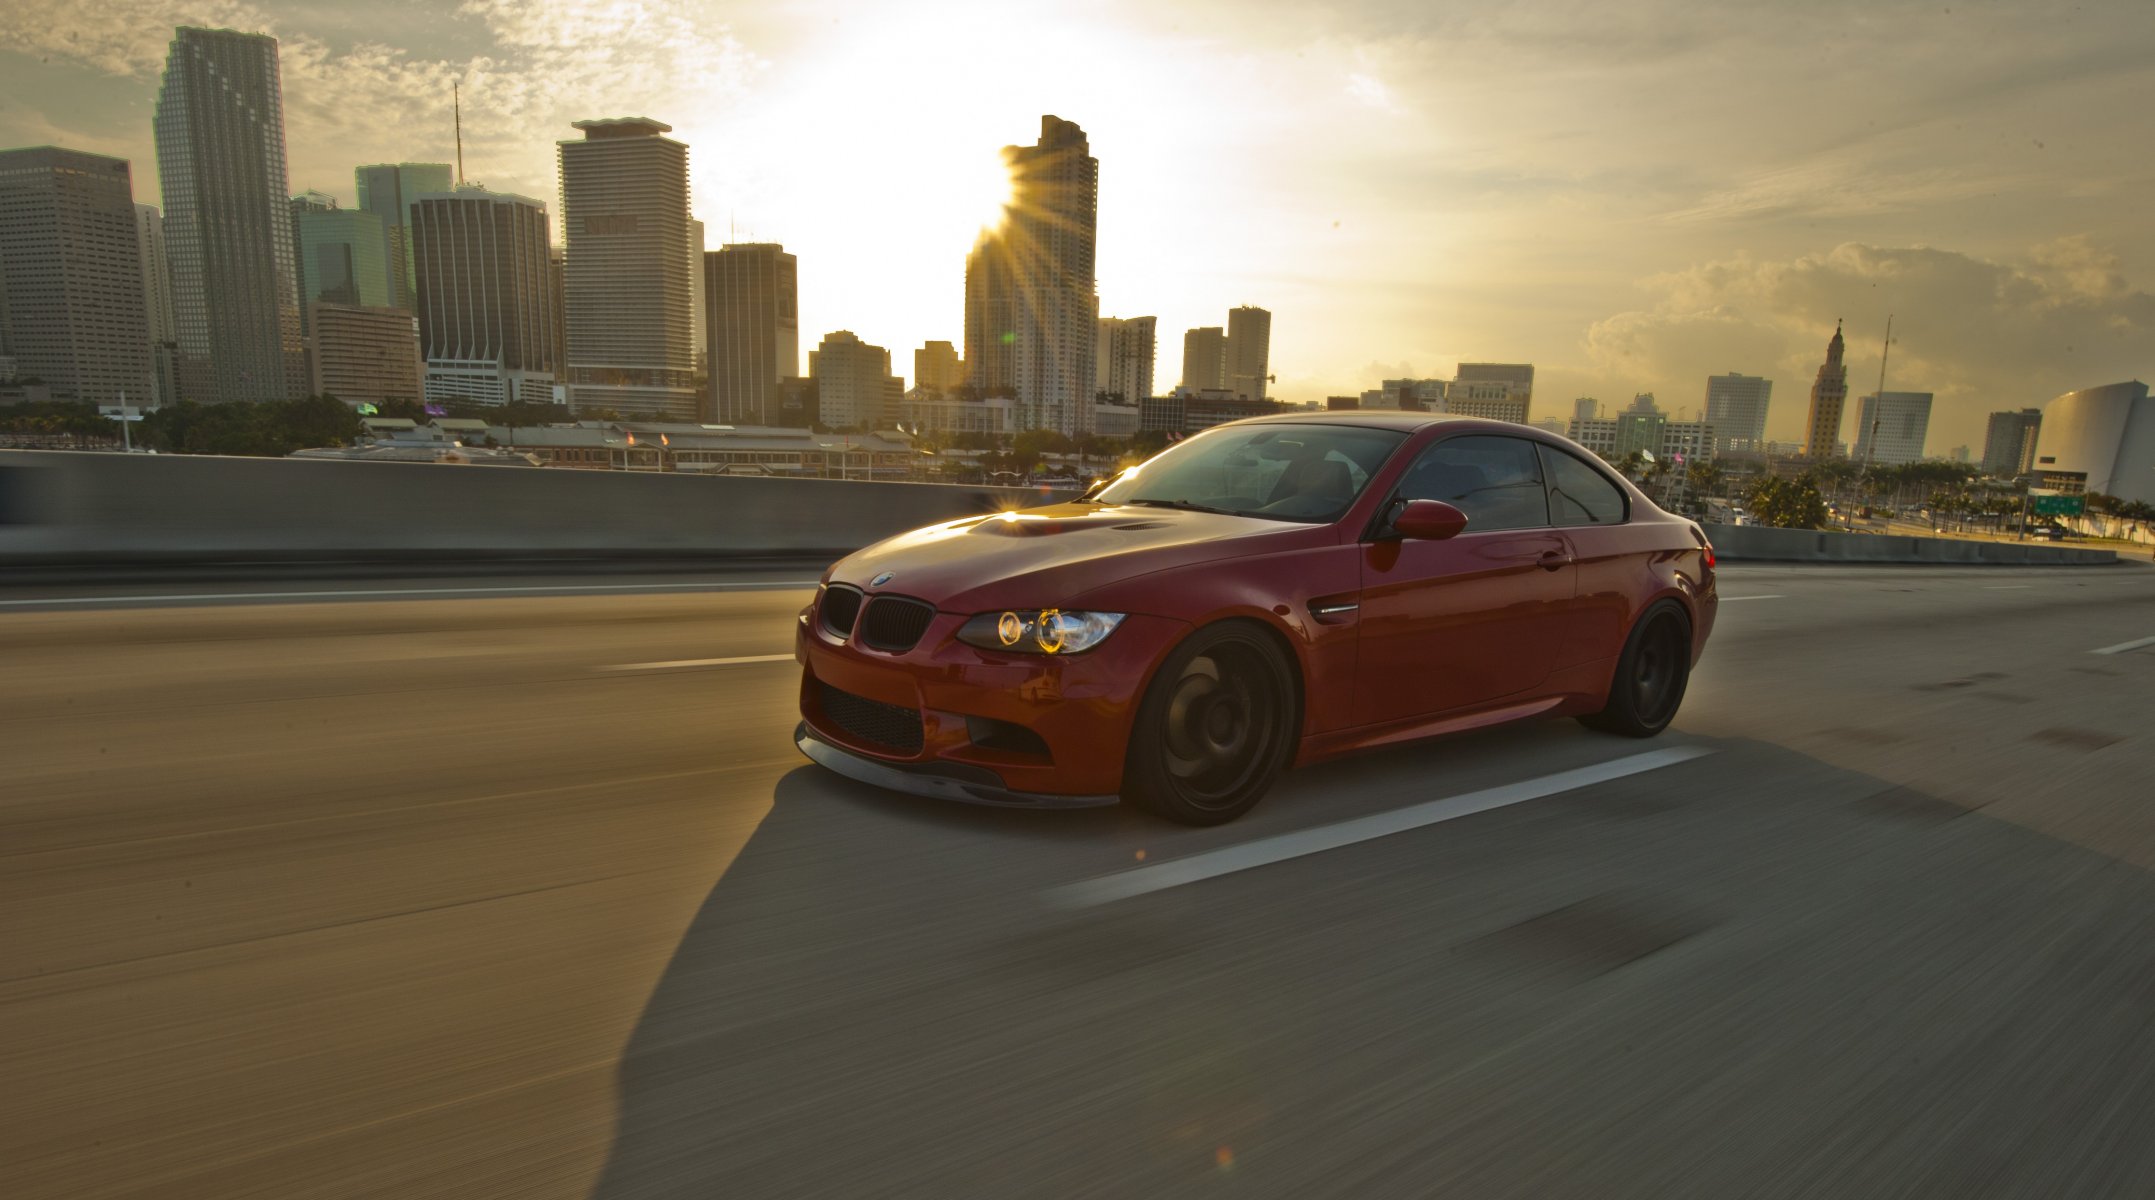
(1391, 498, 1470, 541)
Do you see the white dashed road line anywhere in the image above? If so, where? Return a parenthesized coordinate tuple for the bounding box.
(2090, 635, 2155, 656)
(1045, 746, 1716, 909)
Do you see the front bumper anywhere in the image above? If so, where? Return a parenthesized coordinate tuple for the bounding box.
(796, 602, 1189, 798)
(796, 723, 1120, 809)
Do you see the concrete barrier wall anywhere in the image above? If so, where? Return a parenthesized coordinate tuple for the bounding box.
(0, 451, 1076, 565)
(0, 452, 2120, 568)
(1701, 522, 2117, 566)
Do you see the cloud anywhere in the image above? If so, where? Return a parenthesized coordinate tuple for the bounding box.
(2, 0, 763, 203)
(0, 0, 271, 76)
(1583, 240, 2155, 445)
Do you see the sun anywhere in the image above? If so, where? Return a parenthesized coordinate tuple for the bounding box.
(969, 144, 1018, 238)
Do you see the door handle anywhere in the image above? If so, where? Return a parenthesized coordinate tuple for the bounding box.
(1538, 549, 1571, 571)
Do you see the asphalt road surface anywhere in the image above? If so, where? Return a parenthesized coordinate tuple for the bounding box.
(5, 563, 2154, 1198)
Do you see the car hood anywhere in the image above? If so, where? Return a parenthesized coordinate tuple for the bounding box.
(828, 502, 1327, 613)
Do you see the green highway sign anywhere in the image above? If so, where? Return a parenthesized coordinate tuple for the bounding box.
(2031, 494, 2084, 517)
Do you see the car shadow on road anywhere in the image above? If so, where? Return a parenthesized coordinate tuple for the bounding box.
(587, 736, 2155, 1199)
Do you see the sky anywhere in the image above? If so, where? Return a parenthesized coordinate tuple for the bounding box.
(3, 0, 2150, 452)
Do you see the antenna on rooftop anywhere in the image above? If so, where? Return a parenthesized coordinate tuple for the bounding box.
(453, 82, 465, 186)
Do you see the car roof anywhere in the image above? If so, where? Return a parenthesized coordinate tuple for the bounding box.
(1231, 410, 1551, 437)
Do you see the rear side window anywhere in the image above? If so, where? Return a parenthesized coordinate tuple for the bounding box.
(1394, 435, 1550, 532)
(1540, 446, 1628, 526)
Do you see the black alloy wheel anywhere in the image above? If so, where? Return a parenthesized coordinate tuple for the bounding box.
(1125, 622, 1298, 825)
(1580, 601, 1692, 737)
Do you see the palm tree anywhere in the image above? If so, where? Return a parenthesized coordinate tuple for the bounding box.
(1689, 461, 1725, 503)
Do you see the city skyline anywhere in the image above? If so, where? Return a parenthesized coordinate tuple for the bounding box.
(1, 3, 2150, 450)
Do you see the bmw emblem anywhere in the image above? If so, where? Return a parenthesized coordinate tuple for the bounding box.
(869, 571, 896, 587)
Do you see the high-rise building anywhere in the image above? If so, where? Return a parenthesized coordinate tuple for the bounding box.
(1226, 306, 1271, 403)
(1572, 396, 1600, 424)
(1803, 321, 1849, 458)
(1181, 326, 1227, 392)
(291, 194, 391, 328)
(687, 217, 706, 379)
(1704, 372, 1772, 452)
(1852, 391, 1933, 465)
(809, 330, 895, 430)
(1096, 315, 1155, 403)
(2032, 381, 2155, 504)
(559, 117, 697, 420)
(306, 302, 421, 409)
(914, 340, 963, 395)
(0, 147, 152, 406)
(547, 245, 567, 398)
(355, 163, 453, 311)
(704, 242, 799, 424)
(154, 27, 305, 403)
(1450, 363, 1534, 424)
(411, 187, 558, 407)
(134, 203, 179, 405)
(962, 115, 1098, 434)
(1981, 408, 2043, 478)
(133, 204, 175, 345)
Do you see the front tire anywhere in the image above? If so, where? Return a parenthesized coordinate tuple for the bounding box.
(1124, 622, 1298, 825)
(1580, 600, 1692, 738)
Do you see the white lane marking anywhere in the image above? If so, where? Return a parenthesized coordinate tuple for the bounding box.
(1045, 746, 1715, 909)
(601, 653, 795, 671)
(2091, 635, 2155, 656)
(1717, 594, 1785, 601)
(0, 580, 822, 608)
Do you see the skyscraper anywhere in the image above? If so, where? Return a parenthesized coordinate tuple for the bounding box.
(355, 163, 453, 310)
(1803, 321, 1849, 458)
(133, 204, 175, 345)
(0, 147, 152, 406)
(1852, 391, 1933, 465)
(687, 217, 707, 380)
(411, 187, 558, 407)
(1181, 326, 1227, 391)
(914, 340, 963, 394)
(558, 118, 697, 419)
(291, 194, 391, 322)
(154, 27, 305, 403)
(962, 115, 1098, 434)
(1226, 305, 1271, 403)
(1096, 315, 1155, 403)
(1703, 372, 1772, 452)
(810, 330, 895, 429)
(134, 203, 179, 405)
(704, 242, 799, 424)
(1981, 408, 2043, 478)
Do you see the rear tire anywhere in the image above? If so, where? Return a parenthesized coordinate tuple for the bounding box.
(1124, 622, 1298, 826)
(1579, 601, 1692, 738)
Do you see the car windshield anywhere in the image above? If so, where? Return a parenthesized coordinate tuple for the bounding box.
(1094, 424, 1407, 523)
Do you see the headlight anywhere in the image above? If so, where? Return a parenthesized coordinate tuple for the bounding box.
(956, 609, 1126, 655)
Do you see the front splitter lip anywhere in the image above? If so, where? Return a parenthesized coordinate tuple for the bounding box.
(794, 723, 1121, 810)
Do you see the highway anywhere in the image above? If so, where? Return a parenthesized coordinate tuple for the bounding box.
(4, 562, 2154, 1198)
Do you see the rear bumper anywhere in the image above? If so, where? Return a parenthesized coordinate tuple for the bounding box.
(796, 723, 1120, 809)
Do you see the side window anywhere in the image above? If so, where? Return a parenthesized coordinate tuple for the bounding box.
(1395, 435, 1549, 532)
(1540, 445, 1628, 526)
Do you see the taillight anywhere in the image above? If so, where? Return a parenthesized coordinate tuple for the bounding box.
(1702, 543, 1716, 570)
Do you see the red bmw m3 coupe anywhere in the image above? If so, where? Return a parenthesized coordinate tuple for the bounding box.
(795, 412, 1717, 824)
